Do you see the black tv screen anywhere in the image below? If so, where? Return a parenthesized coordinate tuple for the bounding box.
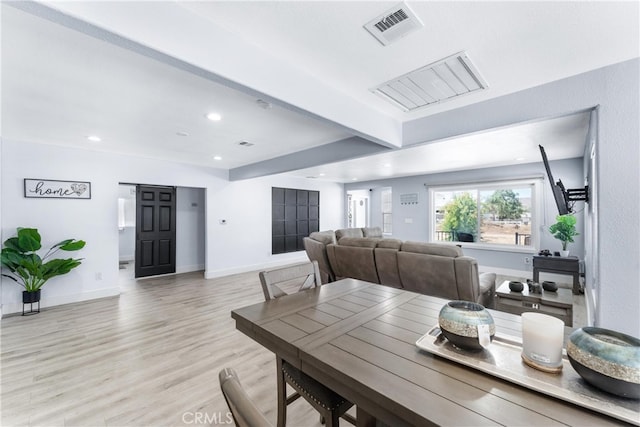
(539, 145, 570, 215)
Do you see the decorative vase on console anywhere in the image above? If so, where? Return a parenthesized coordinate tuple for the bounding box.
(549, 214, 578, 257)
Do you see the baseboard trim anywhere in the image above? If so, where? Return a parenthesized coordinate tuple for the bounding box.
(1, 287, 121, 316)
(481, 265, 579, 286)
(481, 266, 532, 278)
(176, 264, 205, 274)
(205, 255, 309, 279)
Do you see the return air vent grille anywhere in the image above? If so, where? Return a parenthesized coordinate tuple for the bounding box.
(371, 52, 488, 112)
(238, 141, 254, 147)
(364, 2, 423, 46)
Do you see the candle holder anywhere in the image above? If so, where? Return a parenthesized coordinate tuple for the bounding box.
(521, 312, 564, 373)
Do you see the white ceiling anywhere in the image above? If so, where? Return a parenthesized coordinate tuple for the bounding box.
(2, 1, 638, 182)
(294, 111, 592, 182)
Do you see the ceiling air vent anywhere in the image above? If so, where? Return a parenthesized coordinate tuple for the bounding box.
(364, 2, 423, 46)
(238, 141, 254, 147)
(371, 51, 488, 112)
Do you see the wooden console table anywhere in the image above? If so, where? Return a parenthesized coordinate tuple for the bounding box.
(495, 280, 574, 326)
(533, 255, 581, 294)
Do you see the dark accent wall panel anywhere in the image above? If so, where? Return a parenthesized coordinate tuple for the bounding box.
(272, 187, 320, 254)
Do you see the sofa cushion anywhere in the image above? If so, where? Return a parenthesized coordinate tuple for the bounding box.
(376, 238, 402, 249)
(326, 243, 380, 284)
(374, 241, 402, 288)
(335, 228, 364, 240)
(397, 252, 459, 299)
(362, 227, 383, 238)
(400, 241, 463, 257)
(309, 230, 337, 245)
(337, 237, 380, 248)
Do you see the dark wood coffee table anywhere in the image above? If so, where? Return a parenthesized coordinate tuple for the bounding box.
(495, 280, 573, 326)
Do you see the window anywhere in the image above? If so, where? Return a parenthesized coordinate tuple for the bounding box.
(381, 188, 392, 234)
(430, 180, 540, 249)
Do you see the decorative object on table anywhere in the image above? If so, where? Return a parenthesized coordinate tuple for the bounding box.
(23, 178, 91, 199)
(438, 300, 495, 351)
(566, 327, 640, 399)
(1, 227, 86, 315)
(538, 249, 552, 256)
(521, 312, 565, 373)
(415, 326, 639, 424)
(542, 281, 558, 292)
(508, 281, 524, 292)
(527, 279, 542, 294)
(548, 214, 578, 257)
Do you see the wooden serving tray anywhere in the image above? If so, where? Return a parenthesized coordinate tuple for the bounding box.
(416, 326, 639, 425)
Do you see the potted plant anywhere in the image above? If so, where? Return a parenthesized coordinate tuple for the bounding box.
(548, 214, 578, 256)
(1, 227, 86, 310)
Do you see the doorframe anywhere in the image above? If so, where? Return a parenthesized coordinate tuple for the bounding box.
(117, 182, 207, 281)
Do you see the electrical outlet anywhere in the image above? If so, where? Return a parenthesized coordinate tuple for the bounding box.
(524, 257, 531, 265)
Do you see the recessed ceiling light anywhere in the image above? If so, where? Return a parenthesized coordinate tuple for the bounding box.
(213, 155, 222, 161)
(176, 131, 190, 137)
(515, 157, 525, 161)
(319, 173, 326, 177)
(206, 112, 222, 121)
(86, 135, 101, 142)
(384, 163, 391, 167)
(352, 178, 358, 181)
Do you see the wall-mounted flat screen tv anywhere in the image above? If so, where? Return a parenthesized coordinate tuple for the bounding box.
(539, 144, 589, 215)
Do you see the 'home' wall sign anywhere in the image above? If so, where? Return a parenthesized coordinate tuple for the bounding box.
(24, 179, 91, 199)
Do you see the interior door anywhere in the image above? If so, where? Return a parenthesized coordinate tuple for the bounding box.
(135, 185, 176, 278)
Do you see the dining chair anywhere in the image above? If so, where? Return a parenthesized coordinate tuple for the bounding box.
(259, 261, 356, 427)
(219, 367, 272, 427)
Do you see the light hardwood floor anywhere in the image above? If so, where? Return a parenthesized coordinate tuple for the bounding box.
(1, 266, 344, 427)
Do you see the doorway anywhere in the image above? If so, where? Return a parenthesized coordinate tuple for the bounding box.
(118, 184, 206, 282)
(347, 190, 370, 228)
(118, 184, 136, 278)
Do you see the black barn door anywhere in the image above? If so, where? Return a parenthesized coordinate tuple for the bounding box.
(135, 185, 176, 278)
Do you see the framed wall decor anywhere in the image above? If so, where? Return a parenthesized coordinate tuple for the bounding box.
(24, 178, 91, 199)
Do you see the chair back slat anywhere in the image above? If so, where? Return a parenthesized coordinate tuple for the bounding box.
(259, 261, 321, 301)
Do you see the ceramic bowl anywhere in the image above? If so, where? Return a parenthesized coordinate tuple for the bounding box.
(509, 281, 524, 292)
(438, 301, 495, 351)
(566, 327, 640, 399)
(542, 281, 558, 292)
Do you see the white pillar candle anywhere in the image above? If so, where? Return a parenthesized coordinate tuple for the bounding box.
(521, 312, 565, 370)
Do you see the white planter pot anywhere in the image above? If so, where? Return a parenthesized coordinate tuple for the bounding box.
(560, 250, 570, 257)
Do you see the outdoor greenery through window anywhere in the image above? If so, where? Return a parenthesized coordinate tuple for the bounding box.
(431, 180, 538, 247)
(381, 188, 392, 234)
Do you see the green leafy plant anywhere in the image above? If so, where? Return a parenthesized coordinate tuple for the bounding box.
(548, 214, 578, 251)
(1, 227, 86, 292)
(442, 192, 478, 240)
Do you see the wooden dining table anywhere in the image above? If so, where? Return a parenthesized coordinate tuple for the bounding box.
(231, 278, 634, 426)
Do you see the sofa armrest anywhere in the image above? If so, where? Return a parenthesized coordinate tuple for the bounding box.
(478, 272, 497, 309)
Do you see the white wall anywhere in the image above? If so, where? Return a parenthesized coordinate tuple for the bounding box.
(0, 139, 344, 314)
(204, 174, 344, 278)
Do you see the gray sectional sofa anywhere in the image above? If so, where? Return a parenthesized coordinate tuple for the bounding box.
(303, 227, 496, 308)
